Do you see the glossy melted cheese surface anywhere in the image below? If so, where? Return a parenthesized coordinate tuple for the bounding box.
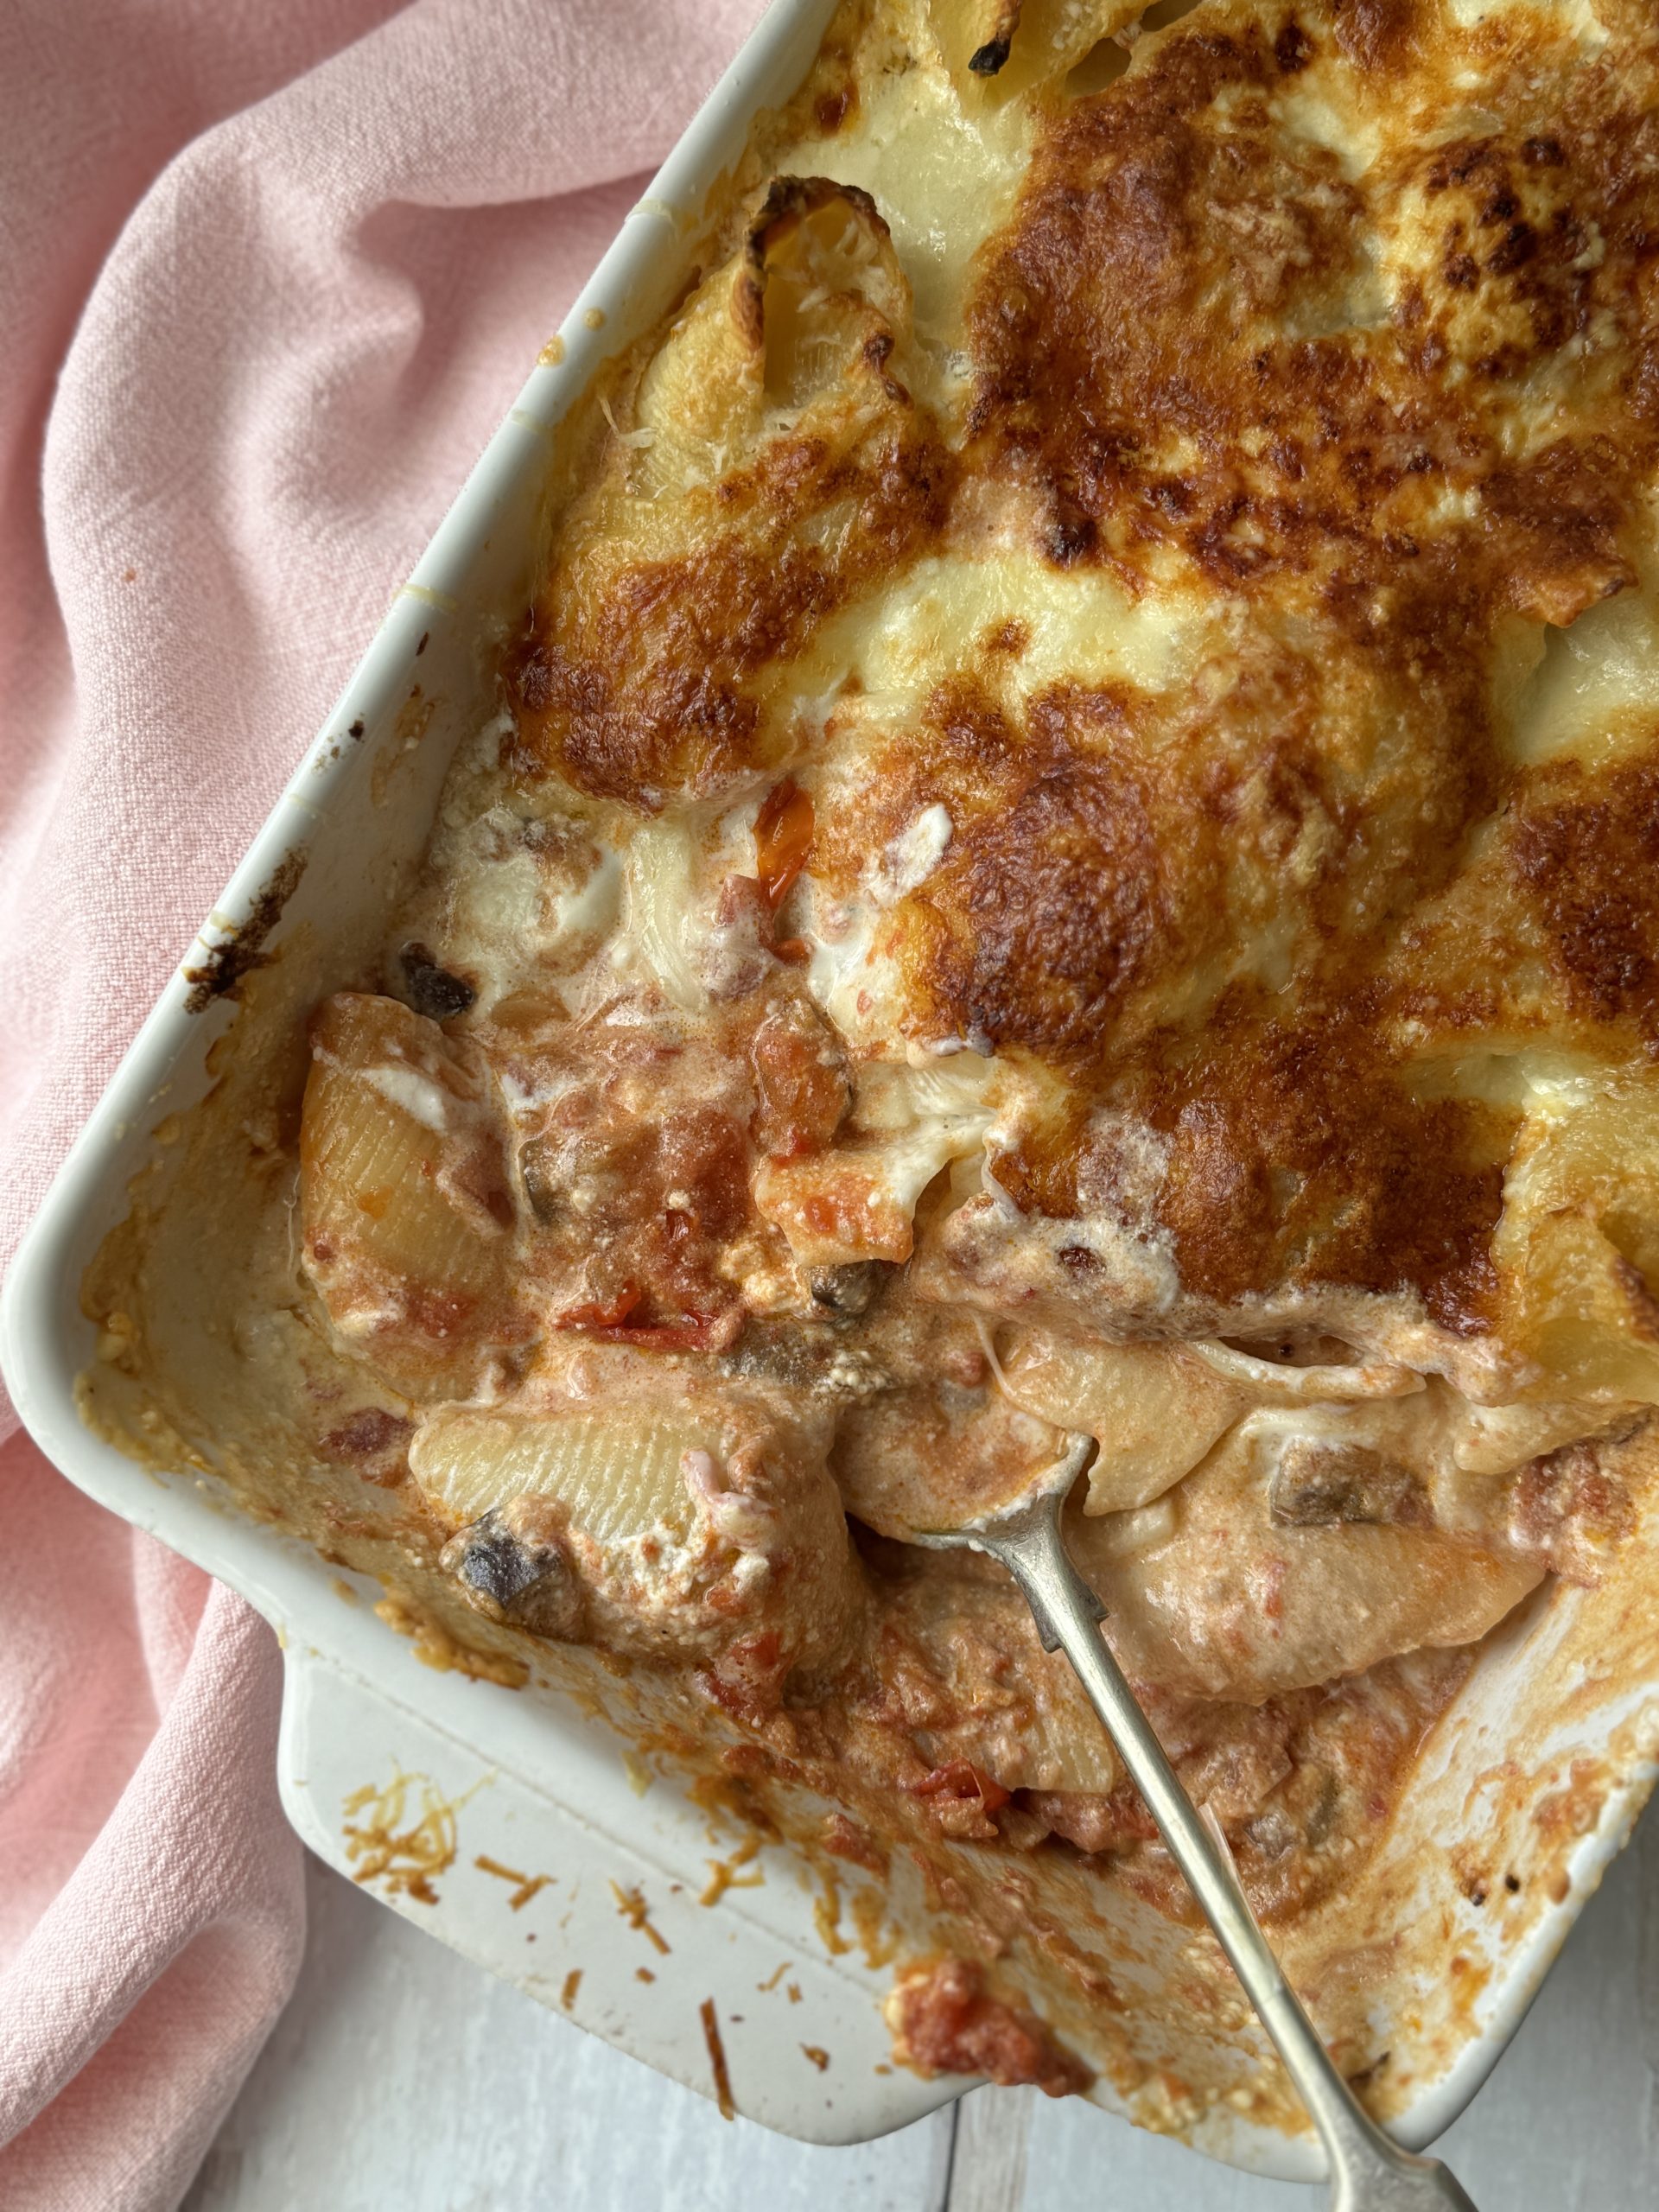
(456, 0, 1659, 1400)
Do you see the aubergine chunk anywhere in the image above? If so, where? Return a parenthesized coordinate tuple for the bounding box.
(398, 940, 477, 1022)
(440, 1503, 586, 1639)
(410, 1370, 861, 1700)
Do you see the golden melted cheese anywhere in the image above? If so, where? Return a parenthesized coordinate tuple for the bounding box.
(476, 0, 1659, 1420)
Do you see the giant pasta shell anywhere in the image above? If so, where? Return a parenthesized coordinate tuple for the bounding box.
(998, 1331, 1249, 1514)
(410, 1406, 720, 1548)
(301, 993, 524, 1393)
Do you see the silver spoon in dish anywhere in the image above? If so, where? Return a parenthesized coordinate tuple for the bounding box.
(883, 1433, 1479, 2212)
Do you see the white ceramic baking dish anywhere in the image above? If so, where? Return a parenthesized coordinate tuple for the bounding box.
(5, 0, 1659, 2178)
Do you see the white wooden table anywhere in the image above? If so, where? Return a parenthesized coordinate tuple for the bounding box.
(186, 1808, 1659, 2211)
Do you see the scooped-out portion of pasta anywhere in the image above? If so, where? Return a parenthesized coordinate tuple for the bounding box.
(87, 0, 1659, 2104)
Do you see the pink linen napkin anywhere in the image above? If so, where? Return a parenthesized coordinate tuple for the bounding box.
(0, 1, 760, 2202)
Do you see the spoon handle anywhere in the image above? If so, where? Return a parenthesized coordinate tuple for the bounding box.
(985, 1496, 1479, 2212)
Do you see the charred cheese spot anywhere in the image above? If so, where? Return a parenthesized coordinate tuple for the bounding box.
(1511, 760, 1659, 1040)
(915, 756, 1163, 1055)
(934, 0, 1144, 102)
(505, 429, 950, 804)
(858, 0, 1659, 1334)
(1136, 995, 1512, 1332)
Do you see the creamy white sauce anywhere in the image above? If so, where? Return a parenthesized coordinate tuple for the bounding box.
(550, 843, 621, 943)
(364, 1065, 451, 1132)
(623, 819, 707, 1010)
(802, 887, 888, 1046)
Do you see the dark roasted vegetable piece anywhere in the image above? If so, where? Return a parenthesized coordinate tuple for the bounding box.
(440, 1507, 585, 1638)
(518, 1135, 563, 1225)
(1268, 1441, 1430, 1529)
(808, 1260, 888, 1317)
(399, 940, 476, 1021)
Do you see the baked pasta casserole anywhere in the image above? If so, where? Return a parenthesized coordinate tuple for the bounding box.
(87, 0, 1659, 2104)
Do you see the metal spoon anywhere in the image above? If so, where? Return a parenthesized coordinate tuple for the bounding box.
(896, 1434, 1479, 2211)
